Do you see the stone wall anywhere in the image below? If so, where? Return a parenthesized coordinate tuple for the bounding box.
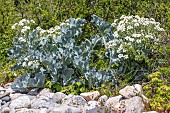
(0, 83, 158, 113)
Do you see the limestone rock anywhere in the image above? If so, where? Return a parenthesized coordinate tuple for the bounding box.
(98, 95, 108, 103)
(15, 108, 48, 113)
(1, 101, 10, 108)
(38, 88, 51, 96)
(86, 101, 100, 110)
(142, 111, 158, 113)
(85, 106, 111, 113)
(105, 95, 123, 108)
(62, 95, 87, 106)
(113, 96, 144, 113)
(31, 98, 59, 108)
(49, 105, 82, 113)
(1, 107, 10, 113)
(38, 93, 54, 99)
(52, 92, 67, 103)
(9, 93, 26, 100)
(119, 86, 137, 98)
(9, 95, 31, 109)
(134, 84, 143, 94)
(80, 91, 100, 101)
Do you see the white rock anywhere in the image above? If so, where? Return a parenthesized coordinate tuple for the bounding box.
(31, 98, 59, 108)
(134, 84, 143, 94)
(105, 95, 122, 108)
(38, 88, 51, 96)
(15, 108, 48, 113)
(142, 111, 158, 113)
(119, 86, 137, 98)
(39, 108, 48, 113)
(9, 95, 31, 109)
(1, 107, 10, 113)
(38, 95, 50, 101)
(38, 93, 54, 99)
(10, 93, 26, 100)
(5, 87, 14, 93)
(85, 106, 110, 113)
(28, 95, 36, 100)
(125, 96, 144, 113)
(49, 105, 82, 113)
(86, 101, 100, 110)
(1, 101, 10, 108)
(52, 92, 67, 103)
(113, 96, 144, 113)
(98, 95, 108, 103)
(1, 107, 15, 113)
(31, 98, 46, 108)
(80, 91, 100, 101)
(62, 95, 87, 106)
(67, 106, 82, 113)
(0, 86, 6, 90)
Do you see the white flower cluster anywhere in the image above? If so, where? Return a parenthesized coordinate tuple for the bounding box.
(106, 15, 165, 61)
(112, 15, 164, 33)
(36, 26, 61, 37)
(11, 19, 35, 30)
(22, 60, 39, 68)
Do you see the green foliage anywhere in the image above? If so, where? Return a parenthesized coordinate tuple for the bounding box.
(97, 83, 115, 97)
(60, 81, 88, 95)
(143, 67, 170, 112)
(1, 0, 170, 85)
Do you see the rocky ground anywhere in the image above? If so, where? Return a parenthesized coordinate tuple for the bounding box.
(0, 83, 158, 113)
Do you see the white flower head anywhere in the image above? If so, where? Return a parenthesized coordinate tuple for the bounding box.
(132, 34, 142, 38)
(18, 37, 26, 42)
(18, 21, 24, 26)
(36, 26, 42, 31)
(134, 23, 139, 27)
(28, 61, 33, 66)
(127, 25, 133, 30)
(22, 62, 27, 67)
(111, 23, 117, 27)
(120, 15, 126, 19)
(23, 26, 30, 30)
(124, 55, 129, 59)
(118, 54, 124, 59)
(106, 39, 119, 48)
(30, 20, 35, 24)
(11, 23, 18, 29)
(136, 39, 142, 43)
(113, 31, 119, 38)
(21, 26, 30, 33)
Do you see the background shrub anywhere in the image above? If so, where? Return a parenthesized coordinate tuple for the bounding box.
(143, 67, 170, 112)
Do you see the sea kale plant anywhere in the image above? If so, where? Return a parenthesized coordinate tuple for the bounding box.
(9, 15, 116, 93)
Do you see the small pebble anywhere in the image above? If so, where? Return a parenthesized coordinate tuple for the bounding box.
(1, 96, 10, 102)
